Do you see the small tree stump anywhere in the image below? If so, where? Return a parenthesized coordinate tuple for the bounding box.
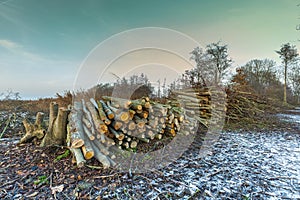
(41, 102, 69, 146)
(19, 112, 46, 144)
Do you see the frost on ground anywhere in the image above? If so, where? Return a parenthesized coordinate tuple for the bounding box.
(97, 110, 300, 199)
(277, 108, 300, 124)
(98, 131, 300, 199)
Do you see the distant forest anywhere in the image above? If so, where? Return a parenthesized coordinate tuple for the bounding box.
(90, 41, 300, 105)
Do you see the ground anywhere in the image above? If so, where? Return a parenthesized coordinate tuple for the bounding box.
(0, 108, 299, 199)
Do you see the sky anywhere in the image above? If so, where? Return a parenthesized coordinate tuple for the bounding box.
(0, 0, 299, 99)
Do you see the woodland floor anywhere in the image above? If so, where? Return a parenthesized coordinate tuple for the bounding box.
(0, 108, 299, 199)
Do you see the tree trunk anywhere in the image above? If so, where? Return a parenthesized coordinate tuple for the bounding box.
(283, 61, 287, 104)
(41, 103, 69, 146)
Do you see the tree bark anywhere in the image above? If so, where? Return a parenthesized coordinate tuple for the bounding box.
(41, 106, 69, 147)
(284, 61, 287, 104)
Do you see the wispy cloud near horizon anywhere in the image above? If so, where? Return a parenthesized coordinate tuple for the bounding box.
(0, 39, 21, 49)
(0, 39, 47, 62)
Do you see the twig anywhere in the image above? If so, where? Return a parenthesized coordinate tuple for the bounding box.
(85, 164, 104, 170)
(0, 114, 13, 139)
(93, 173, 119, 179)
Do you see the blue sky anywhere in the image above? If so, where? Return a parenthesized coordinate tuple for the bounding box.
(0, 0, 299, 99)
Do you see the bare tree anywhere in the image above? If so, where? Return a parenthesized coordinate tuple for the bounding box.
(189, 47, 213, 87)
(241, 59, 278, 94)
(289, 62, 300, 104)
(206, 41, 232, 84)
(0, 89, 21, 100)
(188, 42, 232, 87)
(276, 43, 298, 104)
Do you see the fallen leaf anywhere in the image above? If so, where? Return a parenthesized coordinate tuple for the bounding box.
(16, 170, 25, 176)
(51, 184, 64, 194)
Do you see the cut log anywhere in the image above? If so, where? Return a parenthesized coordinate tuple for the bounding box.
(111, 120, 123, 130)
(85, 101, 108, 134)
(171, 90, 199, 98)
(108, 126, 125, 140)
(133, 115, 146, 129)
(145, 127, 155, 139)
(96, 100, 108, 121)
(83, 124, 95, 140)
(122, 142, 130, 149)
(82, 117, 92, 129)
(155, 133, 163, 140)
(143, 101, 151, 109)
(90, 142, 112, 168)
(69, 103, 85, 148)
(127, 121, 136, 130)
(115, 111, 130, 122)
(106, 101, 121, 113)
(168, 113, 175, 124)
(102, 96, 132, 109)
(130, 140, 138, 148)
(130, 102, 143, 111)
(82, 99, 96, 136)
(174, 118, 180, 131)
(128, 109, 136, 120)
(81, 144, 94, 160)
(148, 118, 158, 128)
(98, 100, 115, 119)
(165, 126, 176, 137)
(92, 139, 110, 155)
(137, 110, 149, 119)
(70, 148, 86, 168)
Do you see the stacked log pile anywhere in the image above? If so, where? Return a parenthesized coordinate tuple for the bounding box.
(67, 97, 184, 168)
(68, 87, 227, 168)
(171, 87, 227, 128)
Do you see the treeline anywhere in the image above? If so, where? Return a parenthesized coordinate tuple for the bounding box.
(89, 41, 299, 105)
(238, 43, 299, 104)
(92, 73, 154, 100)
(166, 42, 300, 105)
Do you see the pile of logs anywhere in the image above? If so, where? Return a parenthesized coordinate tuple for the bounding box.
(226, 85, 267, 122)
(68, 87, 227, 168)
(68, 95, 201, 168)
(18, 86, 228, 168)
(171, 87, 227, 128)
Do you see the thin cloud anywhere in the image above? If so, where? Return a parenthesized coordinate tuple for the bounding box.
(0, 39, 45, 62)
(0, 0, 15, 6)
(0, 39, 21, 49)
